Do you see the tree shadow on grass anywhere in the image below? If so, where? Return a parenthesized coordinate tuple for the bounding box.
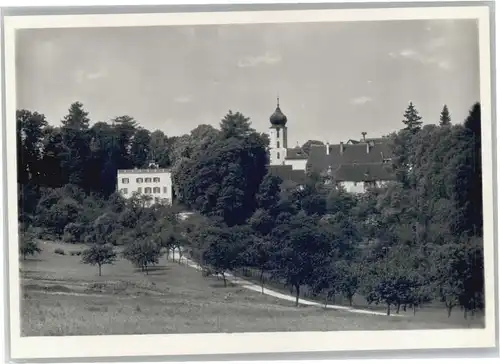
(19, 258, 45, 263)
(132, 266, 171, 275)
(208, 280, 238, 289)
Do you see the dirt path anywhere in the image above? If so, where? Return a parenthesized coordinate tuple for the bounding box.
(169, 251, 400, 317)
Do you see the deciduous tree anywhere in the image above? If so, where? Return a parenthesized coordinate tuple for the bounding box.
(81, 244, 117, 276)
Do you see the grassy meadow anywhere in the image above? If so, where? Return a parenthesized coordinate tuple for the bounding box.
(21, 241, 484, 336)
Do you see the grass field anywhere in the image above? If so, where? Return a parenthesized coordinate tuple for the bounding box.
(20, 241, 484, 336)
(234, 266, 486, 325)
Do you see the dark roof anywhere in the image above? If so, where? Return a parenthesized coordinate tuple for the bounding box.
(117, 168, 171, 174)
(346, 139, 360, 144)
(269, 102, 287, 127)
(308, 142, 393, 173)
(268, 165, 306, 185)
(306, 138, 395, 182)
(333, 163, 394, 182)
(285, 147, 308, 160)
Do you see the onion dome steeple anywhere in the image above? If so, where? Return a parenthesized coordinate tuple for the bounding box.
(269, 96, 288, 127)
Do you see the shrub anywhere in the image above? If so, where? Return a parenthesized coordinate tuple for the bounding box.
(54, 248, 65, 255)
(27, 227, 45, 239)
(19, 231, 42, 260)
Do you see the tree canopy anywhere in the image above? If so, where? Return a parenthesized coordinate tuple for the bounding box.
(17, 100, 485, 319)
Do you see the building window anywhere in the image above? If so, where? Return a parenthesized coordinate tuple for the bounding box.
(163, 187, 168, 193)
(153, 177, 160, 182)
(145, 187, 152, 193)
(136, 178, 143, 183)
(121, 188, 128, 194)
(277, 152, 280, 159)
(153, 187, 161, 193)
(277, 128, 280, 138)
(137, 187, 142, 193)
(145, 177, 152, 183)
(277, 141, 280, 148)
(121, 178, 129, 184)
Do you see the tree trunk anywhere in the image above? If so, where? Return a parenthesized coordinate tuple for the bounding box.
(348, 294, 353, 307)
(464, 308, 468, 320)
(396, 303, 401, 314)
(386, 302, 391, 316)
(222, 273, 227, 287)
(295, 285, 300, 307)
(413, 304, 417, 316)
(324, 293, 328, 308)
(446, 303, 453, 318)
(98, 264, 102, 276)
(260, 269, 264, 294)
(403, 304, 407, 312)
(145, 264, 149, 275)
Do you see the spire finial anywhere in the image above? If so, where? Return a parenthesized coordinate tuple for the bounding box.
(277, 94, 280, 108)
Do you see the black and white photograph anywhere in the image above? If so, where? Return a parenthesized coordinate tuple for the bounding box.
(2, 3, 497, 360)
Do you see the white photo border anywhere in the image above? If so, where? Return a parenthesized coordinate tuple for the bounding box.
(2, 4, 497, 360)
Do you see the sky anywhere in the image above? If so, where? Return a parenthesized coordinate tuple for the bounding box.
(16, 19, 480, 145)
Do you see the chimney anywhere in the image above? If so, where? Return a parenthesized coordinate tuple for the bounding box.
(326, 142, 330, 155)
(362, 132, 367, 142)
(366, 142, 371, 154)
(340, 141, 344, 154)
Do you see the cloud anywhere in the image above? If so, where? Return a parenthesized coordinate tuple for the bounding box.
(174, 96, 192, 104)
(351, 96, 373, 105)
(237, 52, 282, 68)
(399, 49, 418, 58)
(75, 69, 107, 83)
(388, 48, 452, 71)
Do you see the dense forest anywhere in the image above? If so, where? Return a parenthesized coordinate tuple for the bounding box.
(17, 101, 484, 317)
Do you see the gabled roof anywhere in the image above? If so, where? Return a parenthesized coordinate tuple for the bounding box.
(117, 168, 171, 174)
(334, 163, 394, 182)
(285, 147, 308, 160)
(307, 141, 393, 174)
(268, 165, 307, 185)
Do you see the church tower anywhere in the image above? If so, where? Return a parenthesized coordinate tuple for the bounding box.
(268, 97, 288, 165)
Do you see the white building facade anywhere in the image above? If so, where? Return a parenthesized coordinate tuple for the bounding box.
(338, 180, 389, 194)
(117, 168, 173, 205)
(283, 153, 308, 170)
